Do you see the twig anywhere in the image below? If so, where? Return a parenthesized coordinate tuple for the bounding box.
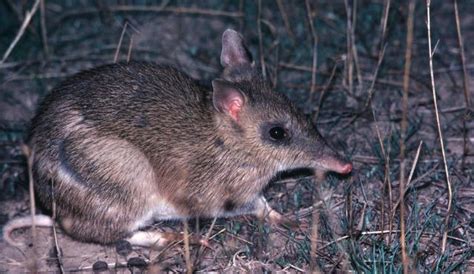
(285, 264, 305, 272)
(1, 0, 41, 64)
(313, 61, 339, 123)
(343, 0, 354, 95)
(57, 6, 243, 22)
(426, 0, 453, 254)
(205, 217, 217, 240)
(276, 0, 294, 39)
(393, 141, 426, 219)
(260, 19, 277, 38)
(238, 0, 245, 32)
(362, 44, 387, 112)
(22, 144, 38, 272)
(454, 0, 471, 168)
(5, 0, 24, 24)
(372, 109, 393, 245)
(279, 62, 314, 72)
(379, 0, 391, 50)
(224, 230, 253, 245)
(114, 22, 128, 63)
(344, 44, 387, 127)
(257, 0, 266, 79)
(344, 0, 390, 126)
(182, 221, 193, 274)
(127, 34, 134, 62)
(272, 40, 280, 89)
(399, 1, 415, 272)
(195, 217, 217, 264)
(305, 0, 318, 98)
(351, 0, 362, 91)
(39, 0, 49, 57)
(310, 192, 320, 272)
(320, 229, 468, 250)
(352, 154, 440, 165)
(4, 0, 38, 37)
(208, 228, 226, 241)
(152, 236, 188, 261)
(51, 179, 65, 274)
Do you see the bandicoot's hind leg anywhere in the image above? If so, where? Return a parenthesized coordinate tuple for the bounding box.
(59, 216, 133, 245)
(33, 119, 163, 244)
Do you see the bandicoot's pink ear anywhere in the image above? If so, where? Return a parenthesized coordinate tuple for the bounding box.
(221, 29, 253, 68)
(212, 79, 245, 121)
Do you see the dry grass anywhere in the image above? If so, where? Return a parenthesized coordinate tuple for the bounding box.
(0, 0, 472, 272)
(399, 0, 415, 272)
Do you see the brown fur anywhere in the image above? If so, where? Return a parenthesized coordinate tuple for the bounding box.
(15, 29, 351, 245)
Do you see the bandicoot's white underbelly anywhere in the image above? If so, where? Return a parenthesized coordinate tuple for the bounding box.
(131, 193, 263, 231)
(130, 199, 183, 230)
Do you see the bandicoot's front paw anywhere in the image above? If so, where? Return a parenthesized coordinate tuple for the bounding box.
(162, 232, 210, 247)
(267, 211, 299, 229)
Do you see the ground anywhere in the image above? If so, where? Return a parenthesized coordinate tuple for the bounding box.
(0, 0, 472, 272)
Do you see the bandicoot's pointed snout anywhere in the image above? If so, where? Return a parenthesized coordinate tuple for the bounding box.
(312, 143, 353, 175)
(317, 156, 352, 175)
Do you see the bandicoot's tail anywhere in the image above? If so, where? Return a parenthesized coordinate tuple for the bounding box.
(3, 214, 54, 247)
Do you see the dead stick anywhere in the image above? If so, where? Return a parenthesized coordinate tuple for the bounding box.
(1, 0, 41, 63)
(238, 0, 245, 32)
(344, 44, 386, 127)
(313, 61, 339, 123)
(426, 0, 453, 254)
(453, 0, 471, 168)
(114, 22, 128, 63)
(343, 0, 354, 95)
(60, 5, 243, 20)
(393, 141, 425, 220)
(351, 0, 362, 90)
(305, 0, 318, 98)
(39, 0, 49, 57)
(51, 178, 65, 274)
(182, 221, 193, 274)
(276, 0, 294, 39)
(399, 0, 415, 272)
(372, 109, 393, 244)
(22, 144, 39, 272)
(127, 34, 134, 63)
(309, 192, 320, 272)
(257, 0, 266, 79)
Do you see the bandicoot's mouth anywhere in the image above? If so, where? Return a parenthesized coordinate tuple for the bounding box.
(268, 163, 352, 185)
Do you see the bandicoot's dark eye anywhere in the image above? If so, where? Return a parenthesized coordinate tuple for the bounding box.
(269, 126, 287, 140)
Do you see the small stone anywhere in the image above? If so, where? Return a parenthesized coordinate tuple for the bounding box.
(127, 257, 147, 269)
(115, 240, 133, 257)
(92, 260, 108, 271)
